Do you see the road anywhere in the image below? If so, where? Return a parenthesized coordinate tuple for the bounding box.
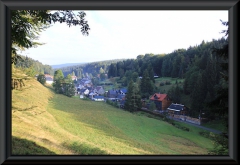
(171, 117, 222, 134)
(141, 109, 223, 134)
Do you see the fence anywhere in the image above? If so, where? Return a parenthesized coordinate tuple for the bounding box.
(140, 109, 204, 125)
(173, 115, 201, 125)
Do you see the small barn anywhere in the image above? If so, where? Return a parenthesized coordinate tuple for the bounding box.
(149, 93, 172, 110)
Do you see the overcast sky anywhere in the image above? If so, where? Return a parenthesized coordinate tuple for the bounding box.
(20, 10, 228, 65)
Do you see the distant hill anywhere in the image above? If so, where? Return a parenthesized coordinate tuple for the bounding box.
(51, 63, 87, 69)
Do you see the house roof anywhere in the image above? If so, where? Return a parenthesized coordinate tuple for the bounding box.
(150, 93, 167, 101)
(80, 88, 89, 93)
(167, 103, 184, 111)
(96, 86, 103, 91)
(89, 92, 96, 96)
(120, 88, 127, 93)
(94, 96, 104, 99)
(45, 74, 53, 78)
(108, 90, 118, 95)
(71, 76, 77, 80)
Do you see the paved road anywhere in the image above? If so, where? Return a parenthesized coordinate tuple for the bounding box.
(171, 117, 222, 134)
(141, 109, 223, 134)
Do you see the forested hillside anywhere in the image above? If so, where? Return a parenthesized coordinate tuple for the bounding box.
(59, 59, 126, 78)
(58, 38, 227, 120)
(15, 55, 54, 76)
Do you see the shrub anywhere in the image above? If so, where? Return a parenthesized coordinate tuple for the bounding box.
(165, 80, 171, 85)
(37, 74, 46, 85)
(160, 82, 165, 86)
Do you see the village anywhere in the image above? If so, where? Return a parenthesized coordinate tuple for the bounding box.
(43, 73, 202, 125)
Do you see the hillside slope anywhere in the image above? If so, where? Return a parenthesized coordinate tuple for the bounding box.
(12, 72, 214, 155)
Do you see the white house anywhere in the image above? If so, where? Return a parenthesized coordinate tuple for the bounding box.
(83, 89, 89, 95)
(45, 75, 53, 84)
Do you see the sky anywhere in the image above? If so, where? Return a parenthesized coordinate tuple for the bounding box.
(20, 10, 228, 65)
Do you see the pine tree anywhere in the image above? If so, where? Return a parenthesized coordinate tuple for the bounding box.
(207, 22, 228, 155)
(72, 71, 75, 77)
(147, 64, 155, 82)
(125, 80, 142, 112)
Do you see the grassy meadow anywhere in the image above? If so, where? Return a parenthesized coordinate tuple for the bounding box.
(12, 74, 215, 155)
(154, 77, 185, 93)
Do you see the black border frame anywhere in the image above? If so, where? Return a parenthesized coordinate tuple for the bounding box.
(0, 0, 239, 164)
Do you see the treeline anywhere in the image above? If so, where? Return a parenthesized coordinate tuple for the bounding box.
(107, 38, 227, 119)
(15, 55, 54, 76)
(108, 38, 226, 79)
(59, 59, 126, 78)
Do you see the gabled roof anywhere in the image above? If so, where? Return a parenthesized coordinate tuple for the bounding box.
(120, 88, 127, 93)
(150, 93, 167, 101)
(96, 86, 103, 91)
(108, 90, 117, 95)
(89, 92, 96, 96)
(45, 74, 53, 78)
(167, 103, 184, 111)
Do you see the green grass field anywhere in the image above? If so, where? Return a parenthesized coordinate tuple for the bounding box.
(154, 77, 185, 93)
(12, 72, 215, 155)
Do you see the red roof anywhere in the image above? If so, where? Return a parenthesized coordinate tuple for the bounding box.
(150, 93, 167, 101)
(44, 74, 53, 79)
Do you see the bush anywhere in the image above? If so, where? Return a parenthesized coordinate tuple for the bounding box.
(199, 131, 215, 139)
(165, 80, 171, 85)
(37, 74, 46, 85)
(160, 82, 165, 86)
(149, 102, 157, 111)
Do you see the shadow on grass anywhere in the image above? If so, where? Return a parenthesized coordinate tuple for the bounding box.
(12, 136, 56, 155)
(62, 141, 108, 155)
(44, 84, 55, 92)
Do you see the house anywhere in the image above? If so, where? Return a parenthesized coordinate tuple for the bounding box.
(89, 91, 97, 99)
(93, 96, 105, 101)
(83, 89, 89, 95)
(116, 95, 125, 101)
(167, 103, 188, 115)
(78, 84, 84, 89)
(80, 88, 89, 96)
(149, 93, 172, 110)
(95, 86, 105, 95)
(72, 76, 77, 81)
(45, 74, 54, 84)
(118, 88, 127, 95)
(107, 89, 118, 98)
(45, 77, 53, 84)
